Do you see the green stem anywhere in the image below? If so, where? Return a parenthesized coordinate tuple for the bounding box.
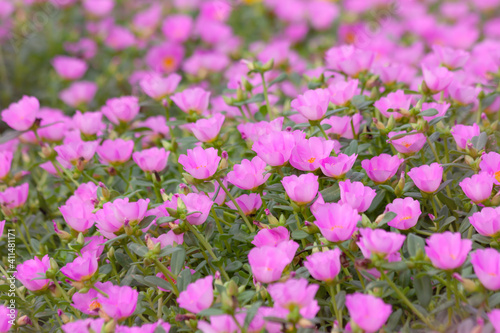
(447, 272, 452, 325)
(426, 137, 441, 164)
(317, 124, 329, 140)
(153, 258, 179, 297)
(43, 295, 64, 326)
(327, 285, 342, 329)
(215, 178, 255, 232)
(211, 208, 231, 252)
(260, 73, 273, 120)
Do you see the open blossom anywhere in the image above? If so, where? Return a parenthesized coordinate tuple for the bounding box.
(227, 156, 270, 190)
(59, 198, 95, 232)
(60, 251, 98, 282)
(140, 73, 181, 100)
(425, 232, 472, 270)
(346, 293, 392, 333)
(1, 95, 39, 131)
(62, 319, 105, 333)
(320, 153, 357, 179)
(198, 315, 243, 333)
(171, 88, 210, 115)
(0, 305, 15, 333)
(312, 202, 360, 242)
(268, 278, 320, 319)
(387, 131, 426, 154)
(145, 42, 184, 74)
(422, 65, 453, 92)
(374, 90, 412, 120)
(180, 193, 213, 225)
(248, 246, 293, 283)
(252, 131, 296, 167)
(362, 154, 404, 184)
(407, 163, 443, 193)
(290, 137, 339, 171)
(54, 140, 98, 165)
(177, 276, 213, 313)
(469, 207, 500, 237)
(479, 151, 500, 184)
(16, 255, 51, 291)
(357, 228, 406, 259)
(339, 179, 376, 213)
(81, 235, 105, 258)
(290, 88, 331, 121)
(133, 147, 170, 173)
(450, 123, 480, 149)
(321, 113, 362, 139)
(178, 147, 220, 180)
(421, 102, 450, 121)
(328, 79, 359, 106)
(226, 193, 262, 215)
(459, 172, 494, 203)
(52, 56, 88, 80)
(237, 117, 284, 142)
(189, 113, 225, 142)
(447, 81, 480, 105)
(59, 81, 97, 107)
(0, 183, 29, 209)
(470, 249, 500, 291)
(0, 151, 13, 179)
(488, 310, 500, 333)
(97, 139, 134, 165)
(97, 284, 138, 320)
(162, 14, 193, 42)
(282, 173, 319, 205)
(82, 0, 114, 17)
(73, 111, 105, 136)
(432, 45, 470, 69)
(304, 248, 342, 282)
(95, 198, 150, 238)
(325, 45, 374, 77)
(101, 96, 140, 124)
(251, 226, 290, 247)
(385, 197, 421, 230)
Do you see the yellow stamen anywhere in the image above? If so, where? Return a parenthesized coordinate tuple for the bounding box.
(89, 300, 101, 312)
(162, 57, 175, 71)
(307, 157, 316, 163)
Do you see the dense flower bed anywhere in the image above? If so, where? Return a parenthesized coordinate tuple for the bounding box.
(1, 0, 500, 332)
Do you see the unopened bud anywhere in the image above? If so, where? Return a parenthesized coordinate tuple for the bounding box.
(107, 247, 115, 260)
(49, 258, 59, 271)
(395, 172, 405, 197)
(98, 182, 110, 201)
(372, 118, 385, 131)
(53, 221, 72, 241)
(219, 151, 228, 170)
(58, 310, 70, 324)
(17, 315, 32, 326)
(182, 173, 196, 185)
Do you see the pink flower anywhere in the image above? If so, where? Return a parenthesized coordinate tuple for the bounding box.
(325, 45, 374, 77)
(339, 179, 376, 213)
(252, 131, 296, 167)
(357, 228, 406, 259)
(171, 88, 210, 115)
(36, 108, 70, 142)
(459, 172, 494, 203)
(432, 45, 470, 69)
(425, 232, 472, 270)
(251, 226, 290, 247)
(97, 139, 134, 165)
(268, 278, 320, 319)
(387, 131, 426, 155)
(54, 140, 98, 165)
(180, 193, 213, 225)
(488, 310, 500, 333)
(290, 88, 331, 121)
(407, 163, 443, 193)
(237, 117, 284, 142)
(162, 14, 193, 42)
(307, 1, 338, 30)
(52, 56, 87, 80)
(101, 96, 140, 125)
(227, 156, 270, 190)
(374, 90, 412, 120)
(248, 246, 293, 283)
(290, 137, 339, 171)
(178, 147, 220, 180)
(328, 79, 359, 106)
(361, 154, 404, 184)
(321, 113, 363, 139)
(59, 81, 97, 107)
(282, 173, 319, 205)
(0, 304, 15, 333)
(198, 315, 243, 333)
(1, 95, 39, 131)
(81, 235, 105, 258)
(62, 319, 105, 333)
(104, 26, 135, 51)
(64, 38, 97, 60)
(133, 147, 170, 173)
(60, 251, 98, 282)
(0, 151, 13, 179)
(470, 249, 500, 291)
(226, 193, 262, 215)
(59, 198, 95, 232)
(447, 81, 480, 105)
(421, 102, 450, 122)
(116, 321, 171, 333)
(82, 0, 114, 17)
(304, 248, 342, 282)
(189, 113, 225, 143)
(0, 220, 4, 239)
(422, 65, 453, 92)
(95, 198, 150, 239)
(177, 276, 213, 313)
(385, 197, 421, 230)
(140, 73, 181, 100)
(469, 207, 500, 237)
(320, 154, 357, 179)
(73, 111, 105, 136)
(97, 284, 138, 320)
(16, 255, 51, 291)
(145, 43, 184, 74)
(450, 123, 480, 149)
(346, 293, 392, 333)
(150, 230, 184, 248)
(480, 151, 500, 184)
(0, 183, 29, 209)
(312, 202, 360, 242)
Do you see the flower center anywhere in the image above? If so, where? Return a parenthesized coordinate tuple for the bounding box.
(399, 216, 412, 221)
(402, 142, 411, 148)
(329, 225, 344, 231)
(494, 170, 500, 182)
(162, 56, 175, 71)
(307, 157, 316, 163)
(89, 300, 101, 312)
(195, 165, 207, 170)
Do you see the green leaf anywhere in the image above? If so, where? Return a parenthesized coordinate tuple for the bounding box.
(129, 243, 148, 257)
(144, 276, 172, 291)
(196, 181, 215, 193)
(419, 108, 438, 117)
(0, 130, 23, 144)
(407, 234, 425, 257)
(226, 260, 243, 272)
(414, 275, 432, 307)
(198, 308, 226, 316)
(170, 247, 186, 275)
(292, 229, 309, 240)
(380, 261, 408, 271)
(269, 73, 287, 87)
(138, 215, 156, 229)
(343, 140, 358, 156)
(244, 301, 262, 328)
(378, 212, 397, 227)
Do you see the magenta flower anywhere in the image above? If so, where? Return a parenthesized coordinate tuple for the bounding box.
(81, 235, 105, 258)
(459, 172, 494, 203)
(150, 230, 184, 248)
(304, 248, 342, 283)
(0, 220, 4, 239)
(421, 102, 450, 122)
(97, 139, 134, 165)
(180, 193, 213, 225)
(0, 183, 29, 209)
(248, 246, 292, 283)
(59, 198, 95, 233)
(73, 111, 105, 136)
(450, 123, 480, 149)
(226, 193, 262, 215)
(422, 65, 453, 92)
(178, 147, 220, 180)
(282, 173, 319, 205)
(82, 0, 114, 17)
(290, 137, 339, 171)
(62, 319, 105, 333)
(325, 45, 374, 77)
(361, 154, 404, 184)
(346, 293, 392, 333)
(312, 202, 360, 242)
(252, 131, 296, 167)
(374, 90, 412, 120)
(198, 315, 243, 333)
(145, 42, 184, 74)
(425, 232, 472, 270)
(407, 163, 443, 193)
(251, 226, 290, 247)
(290, 88, 331, 121)
(60, 251, 98, 282)
(320, 153, 357, 179)
(52, 56, 88, 80)
(0, 151, 13, 179)
(54, 140, 98, 165)
(162, 14, 193, 42)
(469, 207, 500, 237)
(321, 113, 363, 139)
(447, 81, 480, 106)
(268, 278, 320, 319)
(328, 79, 359, 106)
(488, 310, 500, 333)
(16, 255, 51, 291)
(133, 147, 170, 173)
(97, 284, 138, 320)
(339, 179, 376, 213)
(140, 73, 181, 101)
(385, 197, 421, 230)
(479, 151, 500, 184)
(1, 96, 39, 131)
(189, 113, 225, 143)
(237, 117, 283, 142)
(387, 131, 426, 155)
(177, 276, 213, 313)
(59, 81, 97, 107)
(0, 305, 15, 333)
(227, 156, 270, 190)
(101, 96, 140, 125)
(470, 249, 500, 291)
(357, 228, 406, 259)
(432, 45, 470, 69)
(95, 198, 150, 239)
(171, 87, 210, 115)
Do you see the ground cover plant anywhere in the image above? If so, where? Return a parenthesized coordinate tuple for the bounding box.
(1, 0, 500, 332)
